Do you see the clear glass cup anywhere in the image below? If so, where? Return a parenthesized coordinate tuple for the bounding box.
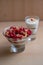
(3, 27, 31, 53)
(25, 16, 39, 41)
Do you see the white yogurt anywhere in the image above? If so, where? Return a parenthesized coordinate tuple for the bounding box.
(25, 17, 39, 34)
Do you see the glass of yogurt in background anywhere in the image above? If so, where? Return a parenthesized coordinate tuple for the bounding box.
(25, 16, 39, 40)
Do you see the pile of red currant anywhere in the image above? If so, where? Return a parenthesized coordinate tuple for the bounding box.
(5, 26, 32, 41)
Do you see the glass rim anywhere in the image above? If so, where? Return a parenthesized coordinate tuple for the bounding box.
(25, 16, 40, 20)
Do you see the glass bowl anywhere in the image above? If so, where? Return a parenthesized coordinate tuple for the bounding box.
(3, 26, 31, 53)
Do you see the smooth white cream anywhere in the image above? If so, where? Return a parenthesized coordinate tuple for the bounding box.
(25, 18, 39, 34)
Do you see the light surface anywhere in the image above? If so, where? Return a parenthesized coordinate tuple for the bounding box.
(0, 21, 43, 65)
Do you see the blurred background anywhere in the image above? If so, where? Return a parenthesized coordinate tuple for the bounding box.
(0, 0, 43, 21)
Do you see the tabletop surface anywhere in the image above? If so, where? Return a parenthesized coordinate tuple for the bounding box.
(0, 21, 43, 65)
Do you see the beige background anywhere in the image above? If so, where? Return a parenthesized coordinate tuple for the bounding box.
(0, 0, 43, 21)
